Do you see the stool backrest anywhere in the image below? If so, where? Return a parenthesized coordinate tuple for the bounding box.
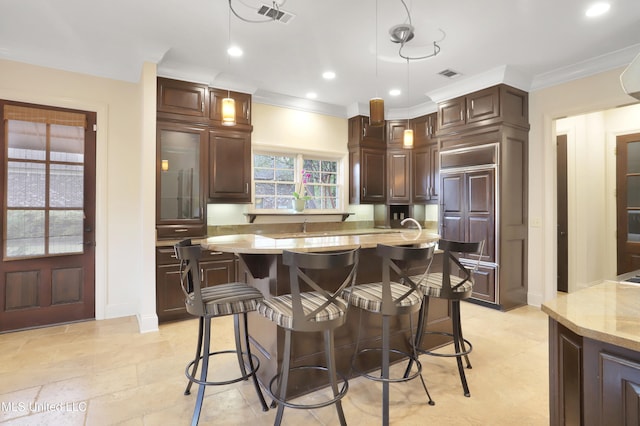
(437, 239, 485, 299)
(174, 239, 206, 316)
(376, 244, 436, 316)
(282, 247, 359, 332)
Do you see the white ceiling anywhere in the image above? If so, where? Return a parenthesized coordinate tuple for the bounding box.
(2, 0, 640, 118)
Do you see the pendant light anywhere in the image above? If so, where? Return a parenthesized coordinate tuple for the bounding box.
(369, 0, 384, 127)
(403, 58, 413, 148)
(223, 4, 237, 126)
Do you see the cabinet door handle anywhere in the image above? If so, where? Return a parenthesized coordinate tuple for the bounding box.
(175, 229, 188, 233)
(209, 251, 223, 256)
(362, 187, 366, 197)
(245, 182, 249, 194)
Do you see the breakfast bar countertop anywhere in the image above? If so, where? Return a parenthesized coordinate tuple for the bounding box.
(200, 229, 439, 254)
(541, 280, 640, 352)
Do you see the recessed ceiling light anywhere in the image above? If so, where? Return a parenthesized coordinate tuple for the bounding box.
(227, 46, 243, 57)
(585, 2, 610, 17)
(306, 92, 318, 99)
(322, 71, 336, 80)
(389, 89, 401, 96)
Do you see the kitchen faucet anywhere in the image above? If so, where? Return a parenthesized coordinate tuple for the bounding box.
(401, 217, 422, 232)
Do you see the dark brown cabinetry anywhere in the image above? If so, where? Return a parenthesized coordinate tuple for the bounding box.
(437, 85, 527, 134)
(411, 113, 439, 204)
(348, 116, 386, 204)
(386, 120, 409, 148)
(387, 149, 411, 204)
(549, 320, 640, 426)
(209, 89, 252, 130)
(157, 78, 208, 121)
(156, 121, 207, 239)
(437, 84, 528, 310)
(208, 129, 251, 202)
(156, 246, 237, 323)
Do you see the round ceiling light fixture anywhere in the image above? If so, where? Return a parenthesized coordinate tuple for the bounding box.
(389, 24, 415, 44)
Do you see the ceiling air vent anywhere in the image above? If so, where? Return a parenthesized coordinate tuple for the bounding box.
(438, 69, 461, 78)
(257, 4, 295, 23)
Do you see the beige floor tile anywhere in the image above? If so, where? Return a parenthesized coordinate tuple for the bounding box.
(0, 303, 550, 425)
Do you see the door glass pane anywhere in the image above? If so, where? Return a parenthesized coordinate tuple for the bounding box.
(628, 141, 640, 173)
(628, 175, 640, 208)
(50, 124, 84, 163)
(7, 120, 46, 160)
(159, 130, 201, 220)
(629, 211, 640, 242)
(7, 162, 46, 207)
(6, 210, 45, 257)
(49, 210, 83, 254)
(50, 164, 84, 208)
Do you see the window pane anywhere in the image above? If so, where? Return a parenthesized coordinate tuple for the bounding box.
(275, 156, 294, 169)
(49, 210, 83, 254)
(254, 168, 274, 180)
(7, 120, 46, 160)
(50, 124, 84, 163)
(275, 169, 294, 182)
(7, 161, 46, 207)
(50, 164, 84, 208)
(628, 175, 640, 208)
(254, 154, 274, 168)
(628, 141, 640, 174)
(6, 210, 45, 257)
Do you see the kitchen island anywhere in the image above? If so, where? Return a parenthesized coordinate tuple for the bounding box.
(541, 281, 640, 426)
(201, 229, 449, 398)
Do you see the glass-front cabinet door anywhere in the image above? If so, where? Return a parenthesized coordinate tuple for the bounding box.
(156, 121, 207, 239)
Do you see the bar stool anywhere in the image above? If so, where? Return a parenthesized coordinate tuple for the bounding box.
(342, 244, 435, 426)
(256, 248, 359, 426)
(174, 240, 269, 426)
(404, 239, 484, 397)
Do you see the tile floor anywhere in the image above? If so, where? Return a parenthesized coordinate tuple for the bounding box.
(0, 302, 549, 425)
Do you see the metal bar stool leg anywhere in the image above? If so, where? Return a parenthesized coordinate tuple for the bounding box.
(185, 317, 205, 396)
(191, 317, 212, 426)
(452, 301, 470, 397)
(324, 328, 347, 426)
(234, 314, 248, 378)
(274, 329, 292, 426)
(242, 312, 268, 412)
(382, 315, 390, 426)
(404, 296, 430, 378)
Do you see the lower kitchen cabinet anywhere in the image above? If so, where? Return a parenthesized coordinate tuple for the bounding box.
(549, 320, 640, 426)
(155, 246, 238, 322)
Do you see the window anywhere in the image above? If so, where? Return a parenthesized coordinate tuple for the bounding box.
(3, 104, 87, 258)
(254, 152, 340, 210)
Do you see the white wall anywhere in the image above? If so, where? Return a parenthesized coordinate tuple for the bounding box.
(528, 66, 640, 306)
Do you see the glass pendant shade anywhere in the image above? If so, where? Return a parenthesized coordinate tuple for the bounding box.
(161, 160, 169, 171)
(221, 97, 236, 126)
(403, 129, 414, 148)
(369, 97, 385, 127)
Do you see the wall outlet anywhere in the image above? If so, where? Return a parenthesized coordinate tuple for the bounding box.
(531, 217, 542, 227)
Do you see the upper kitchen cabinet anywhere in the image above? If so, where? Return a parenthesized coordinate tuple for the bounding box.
(208, 129, 252, 203)
(348, 115, 386, 204)
(411, 113, 436, 146)
(157, 78, 208, 122)
(386, 120, 410, 148)
(387, 149, 411, 204)
(209, 89, 252, 130)
(437, 85, 528, 136)
(348, 115, 385, 147)
(156, 121, 207, 239)
(412, 142, 439, 204)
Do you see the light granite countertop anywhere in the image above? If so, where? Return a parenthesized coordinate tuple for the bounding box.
(541, 281, 640, 352)
(200, 229, 439, 254)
